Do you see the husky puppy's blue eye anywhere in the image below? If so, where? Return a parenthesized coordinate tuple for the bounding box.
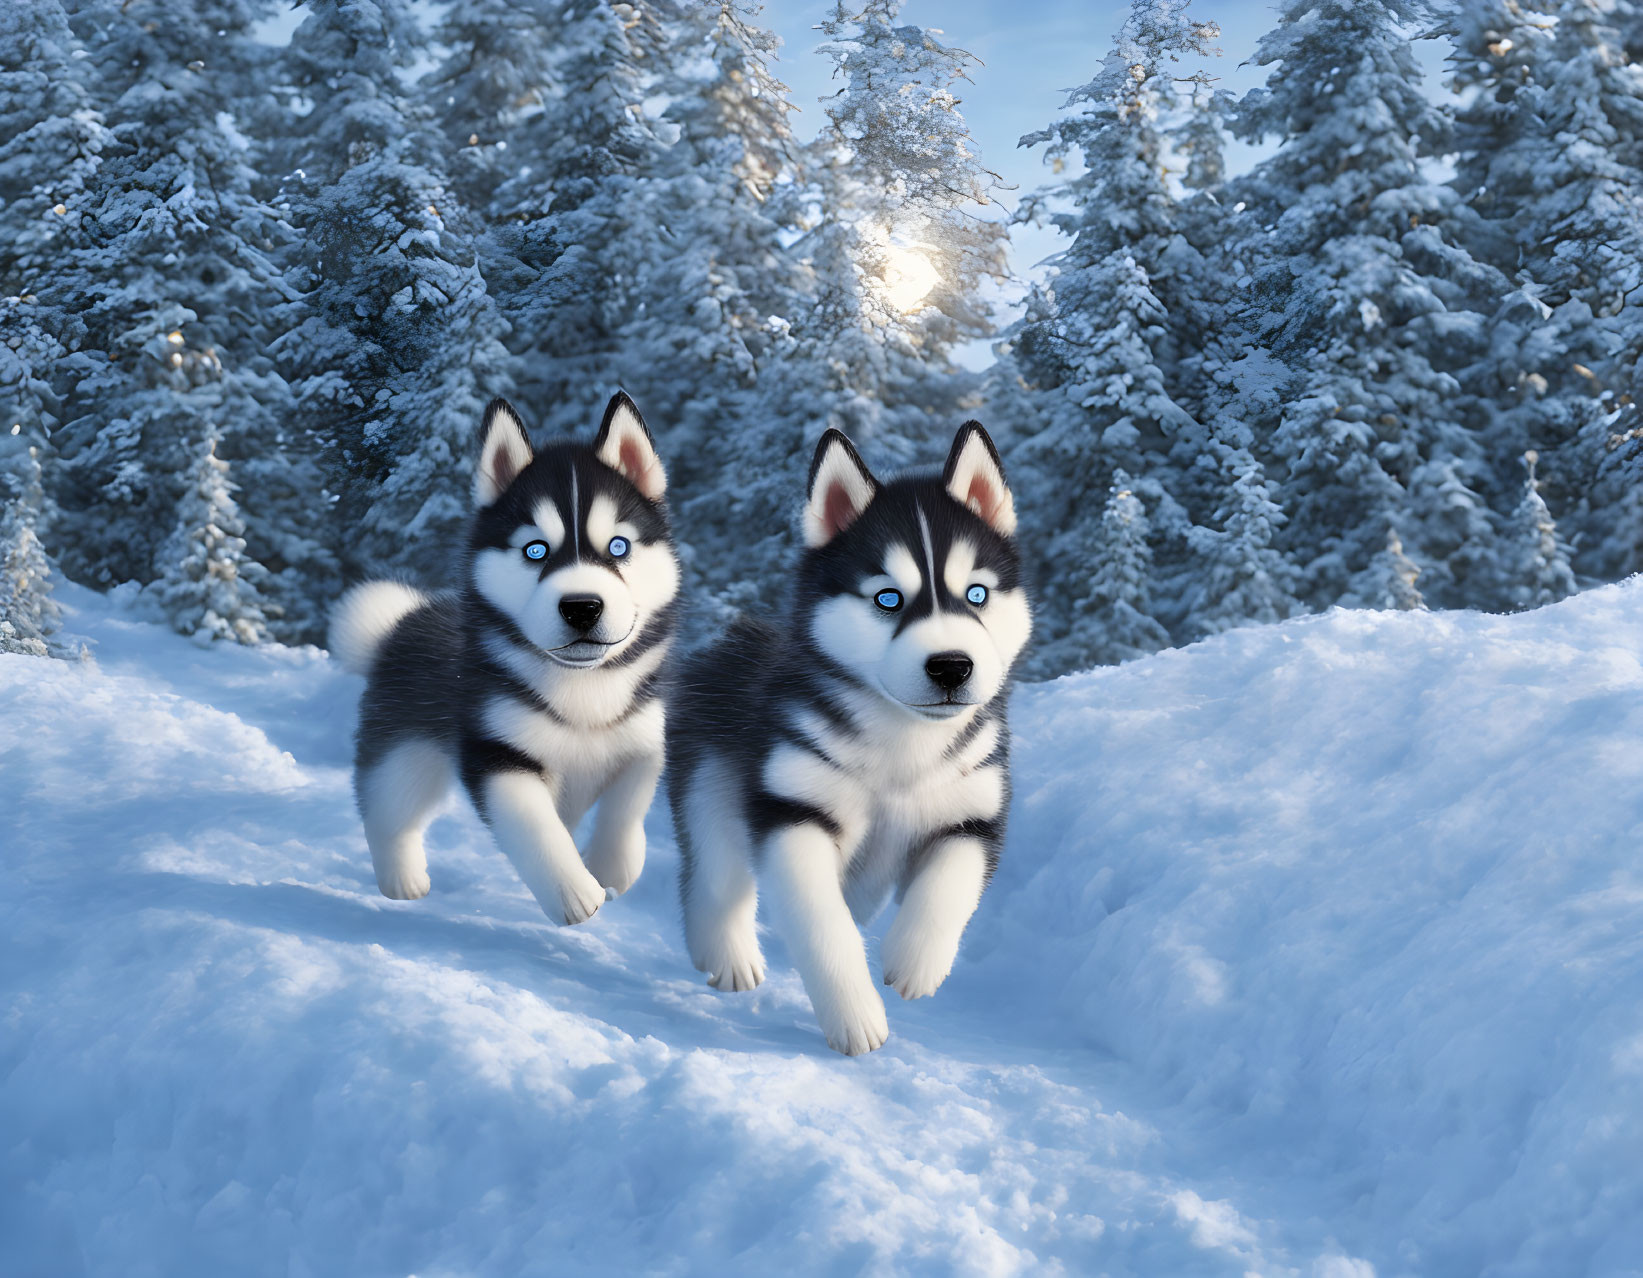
(874, 588, 903, 612)
(523, 540, 548, 561)
(967, 584, 989, 606)
(608, 536, 631, 559)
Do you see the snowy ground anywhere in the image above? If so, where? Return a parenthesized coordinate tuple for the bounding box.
(4, 583, 1642, 1277)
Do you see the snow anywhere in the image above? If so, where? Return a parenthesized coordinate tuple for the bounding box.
(5, 582, 1642, 1276)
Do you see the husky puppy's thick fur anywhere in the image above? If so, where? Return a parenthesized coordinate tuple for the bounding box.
(668, 423, 1030, 1054)
(330, 393, 679, 925)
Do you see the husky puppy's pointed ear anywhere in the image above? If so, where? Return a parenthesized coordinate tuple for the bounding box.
(594, 390, 666, 500)
(943, 421, 1016, 536)
(805, 429, 879, 547)
(474, 397, 534, 506)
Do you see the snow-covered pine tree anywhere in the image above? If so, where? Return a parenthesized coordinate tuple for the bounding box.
(0, 431, 62, 657)
(0, 295, 73, 531)
(430, 0, 667, 439)
(603, 3, 817, 620)
(1443, 2, 1579, 523)
(1001, 0, 1218, 674)
(1166, 74, 1239, 435)
(1505, 449, 1577, 610)
(0, 0, 107, 642)
(797, 0, 1010, 457)
(0, 286, 72, 659)
(1224, 0, 1508, 613)
(425, 0, 565, 221)
(1185, 446, 1298, 637)
(1162, 69, 1304, 640)
(1069, 470, 1171, 664)
(274, 0, 510, 590)
(153, 425, 269, 645)
(40, 0, 295, 620)
(0, 1, 109, 294)
(1450, 0, 1643, 582)
(1350, 526, 1427, 611)
(1172, 78, 1228, 195)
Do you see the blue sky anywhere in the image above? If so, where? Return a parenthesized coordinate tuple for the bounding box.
(757, 1, 1290, 361)
(762, 1, 1285, 181)
(758, 1, 1455, 363)
(761, 1, 1285, 276)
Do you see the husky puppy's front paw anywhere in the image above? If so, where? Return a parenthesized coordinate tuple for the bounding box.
(882, 961, 947, 1002)
(686, 909, 766, 992)
(707, 956, 766, 993)
(879, 936, 956, 1002)
(880, 907, 963, 1000)
(377, 866, 432, 901)
(583, 824, 646, 896)
(557, 868, 607, 927)
(818, 986, 890, 1057)
(700, 942, 766, 993)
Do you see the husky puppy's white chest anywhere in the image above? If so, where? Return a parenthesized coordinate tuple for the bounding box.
(480, 635, 670, 819)
(791, 700, 1003, 851)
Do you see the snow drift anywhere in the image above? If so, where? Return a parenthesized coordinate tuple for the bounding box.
(2, 583, 1640, 1276)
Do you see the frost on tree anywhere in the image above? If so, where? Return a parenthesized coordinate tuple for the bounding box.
(1001, 0, 1218, 674)
(426, 0, 568, 219)
(1172, 79, 1228, 195)
(809, 0, 1009, 338)
(659, 0, 1011, 625)
(153, 427, 269, 646)
(0, 213, 72, 660)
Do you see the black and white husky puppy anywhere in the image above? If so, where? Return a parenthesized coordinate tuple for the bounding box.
(330, 392, 678, 926)
(668, 423, 1030, 1055)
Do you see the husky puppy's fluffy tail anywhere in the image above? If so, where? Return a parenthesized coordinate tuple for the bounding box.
(328, 581, 428, 675)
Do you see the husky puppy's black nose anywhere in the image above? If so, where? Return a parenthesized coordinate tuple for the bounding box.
(925, 652, 973, 692)
(558, 595, 605, 634)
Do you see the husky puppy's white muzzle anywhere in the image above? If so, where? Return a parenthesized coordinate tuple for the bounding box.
(877, 614, 1005, 718)
(522, 563, 638, 667)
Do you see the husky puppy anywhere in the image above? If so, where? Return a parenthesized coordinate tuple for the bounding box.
(330, 392, 678, 925)
(669, 423, 1030, 1054)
